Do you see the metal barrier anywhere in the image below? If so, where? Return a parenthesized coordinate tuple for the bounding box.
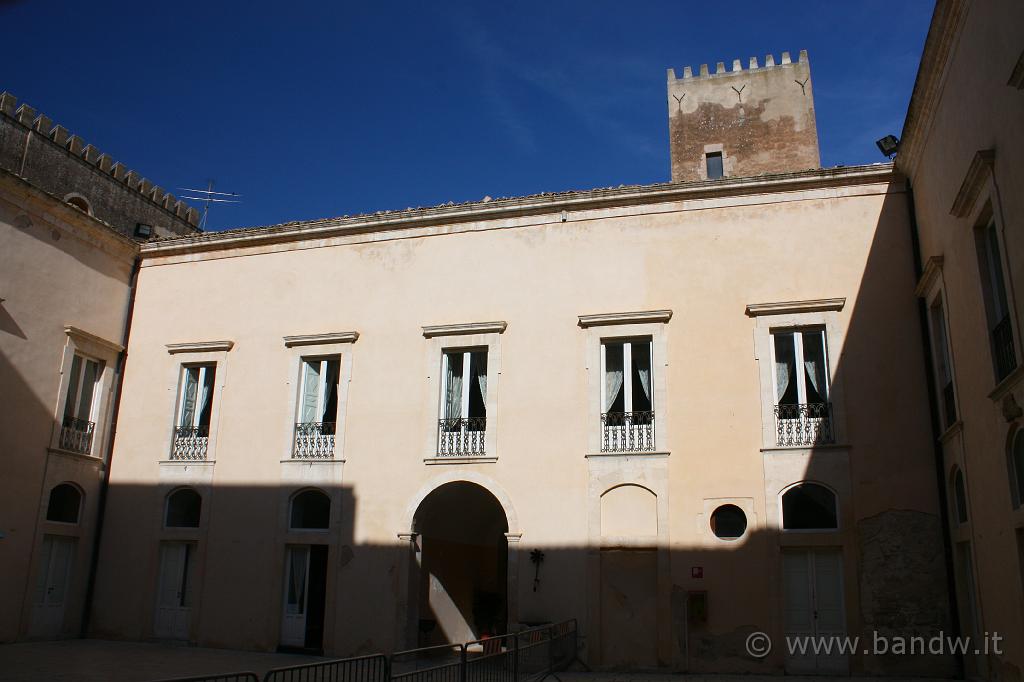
(391, 644, 463, 682)
(264, 653, 389, 682)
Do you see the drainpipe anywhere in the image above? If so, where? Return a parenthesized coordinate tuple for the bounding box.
(904, 178, 964, 677)
(80, 254, 140, 637)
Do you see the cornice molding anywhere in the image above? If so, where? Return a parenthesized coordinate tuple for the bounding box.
(915, 256, 945, 298)
(283, 332, 359, 347)
(897, 0, 970, 177)
(140, 164, 898, 258)
(744, 298, 845, 317)
(577, 310, 673, 328)
(166, 340, 234, 354)
(422, 321, 507, 338)
(64, 325, 124, 354)
(950, 149, 995, 218)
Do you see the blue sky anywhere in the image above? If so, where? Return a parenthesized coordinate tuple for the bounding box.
(2, 1, 933, 231)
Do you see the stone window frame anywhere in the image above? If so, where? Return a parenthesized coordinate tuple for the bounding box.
(698, 143, 733, 180)
(49, 326, 123, 460)
(777, 480, 841, 534)
(580, 310, 671, 455)
(160, 341, 234, 465)
(420, 322, 506, 464)
(280, 332, 358, 463)
(700, 497, 757, 545)
(916, 257, 962, 437)
(747, 299, 848, 451)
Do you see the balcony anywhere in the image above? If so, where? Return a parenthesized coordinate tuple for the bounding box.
(59, 416, 95, 455)
(601, 411, 655, 453)
(775, 403, 834, 447)
(437, 417, 486, 456)
(171, 425, 210, 461)
(993, 314, 1017, 382)
(293, 421, 336, 459)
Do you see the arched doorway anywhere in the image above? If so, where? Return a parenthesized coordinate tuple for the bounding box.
(412, 481, 509, 646)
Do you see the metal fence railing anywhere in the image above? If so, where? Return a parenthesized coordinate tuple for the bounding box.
(151, 620, 577, 682)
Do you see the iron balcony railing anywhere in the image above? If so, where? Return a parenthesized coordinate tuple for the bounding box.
(601, 410, 655, 452)
(775, 402, 835, 447)
(293, 421, 336, 459)
(171, 425, 210, 461)
(437, 417, 486, 456)
(993, 314, 1017, 382)
(59, 416, 95, 455)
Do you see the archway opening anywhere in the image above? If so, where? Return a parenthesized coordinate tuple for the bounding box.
(413, 481, 509, 646)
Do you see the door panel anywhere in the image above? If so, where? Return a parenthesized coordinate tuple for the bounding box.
(281, 546, 310, 647)
(155, 542, 193, 639)
(30, 536, 76, 638)
(599, 549, 658, 669)
(782, 549, 847, 675)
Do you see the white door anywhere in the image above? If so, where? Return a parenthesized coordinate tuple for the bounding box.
(281, 546, 310, 647)
(783, 549, 847, 675)
(30, 536, 76, 637)
(155, 542, 194, 639)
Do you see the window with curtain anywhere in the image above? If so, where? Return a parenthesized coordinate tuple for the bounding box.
(929, 296, 957, 430)
(177, 364, 217, 434)
(63, 354, 102, 424)
(771, 329, 829, 406)
(440, 349, 487, 430)
(601, 338, 653, 419)
(976, 218, 1016, 381)
(953, 468, 969, 525)
(298, 357, 340, 434)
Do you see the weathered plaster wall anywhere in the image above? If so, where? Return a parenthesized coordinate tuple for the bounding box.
(667, 52, 820, 182)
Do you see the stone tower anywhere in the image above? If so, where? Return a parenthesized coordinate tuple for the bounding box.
(667, 50, 820, 182)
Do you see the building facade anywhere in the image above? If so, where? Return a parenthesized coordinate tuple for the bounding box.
(897, 0, 1024, 678)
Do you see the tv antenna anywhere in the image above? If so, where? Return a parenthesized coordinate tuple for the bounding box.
(179, 180, 242, 231)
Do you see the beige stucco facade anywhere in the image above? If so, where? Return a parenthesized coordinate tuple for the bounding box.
(85, 165, 951, 675)
(0, 169, 136, 642)
(898, 0, 1024, 678)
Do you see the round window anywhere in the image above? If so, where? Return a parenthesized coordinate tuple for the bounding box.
(710, 504, 747, 540)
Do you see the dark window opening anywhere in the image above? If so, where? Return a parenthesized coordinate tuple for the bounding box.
(166, 488, 202, 528)
(953, 469, 969, 525)
(705, 152, 724, 180)
(710, 504, 746, 540)
(291, 490, 330, 530)
(46, 484, 82, 524)
(782, 483, 838, 530)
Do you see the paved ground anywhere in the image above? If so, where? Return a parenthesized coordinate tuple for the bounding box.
(0, 640, 962, 682)
(0, 639, 323, 681)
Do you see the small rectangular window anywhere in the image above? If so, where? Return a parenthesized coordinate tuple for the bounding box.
(976, 218, 1016, 381)
(705, 152, 724, 180)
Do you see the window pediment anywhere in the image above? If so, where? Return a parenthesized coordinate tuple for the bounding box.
(577, 310, 672, 328)
(745, 298, 845, 317)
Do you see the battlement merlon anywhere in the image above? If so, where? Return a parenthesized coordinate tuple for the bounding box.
(668, 49, 808, 82)
(0, 91, 200, 228)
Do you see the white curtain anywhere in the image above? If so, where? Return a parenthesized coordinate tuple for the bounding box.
(473, 351, 487, 408)
(774, 361, 791, 404)
(804, 360, 823, 397)
(181, 368, 198, 426)
(321, 359, 340, 423)
(301, 361, 320, 423)
(198, 368, 215, 427)
(445, 353, 463, 420)
(287, 548, 307, 614)
(636, 344, 652, 404)
(604, 346, 624, 412)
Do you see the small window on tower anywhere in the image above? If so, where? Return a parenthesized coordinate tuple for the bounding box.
(705, 152, 724, 179)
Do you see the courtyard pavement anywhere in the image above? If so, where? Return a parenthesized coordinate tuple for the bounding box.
(0, 640, 962, 682)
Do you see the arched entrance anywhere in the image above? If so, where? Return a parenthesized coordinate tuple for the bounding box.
(412, 481, 509, 646)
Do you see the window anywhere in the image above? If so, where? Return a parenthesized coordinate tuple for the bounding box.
(165, 488, 202, 528)
(172, 364, 216, 461)
(601, 338, 654, 452)
(134, 223, 153, 239)
(705, 152, 724, 179)
(46, 484, 82, 524)
(290, 490, 330, 530)
(64, 194, 91, 214)
(771, 329, 833, 446)
(1008, 431, 1024, 509)
(929, 296, 957, 430)
(953, 468, 969, 525)
(710, 504, 747, 540)
(782, 483, 838, 531)
(437, 349, 487, 456)
(976, 218, 1016, 381)
(293, 357, 340, 459)
(59, 354, 103, 455)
